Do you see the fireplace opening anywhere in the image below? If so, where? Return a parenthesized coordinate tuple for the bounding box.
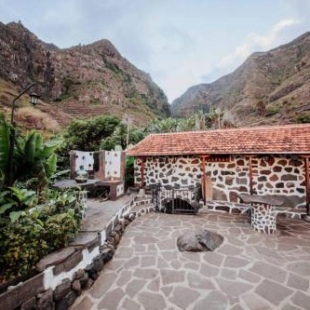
(162, 197, 198, 214)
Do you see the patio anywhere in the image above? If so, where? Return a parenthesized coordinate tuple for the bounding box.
(72, 208, 310, 310)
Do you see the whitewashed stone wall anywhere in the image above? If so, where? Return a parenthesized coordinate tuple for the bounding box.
(134, 155, 306, 207)
(73, 151, 94, 171)
(104, 151, 122, 179)
(205, 156, 250, 202)
(138, 156, 202, 187)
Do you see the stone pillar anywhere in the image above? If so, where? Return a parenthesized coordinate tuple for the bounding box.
(251, 203, 277, 234)
(94, 151, 106, 181)
(70, 151, 77, 179)
(120, 151, 126, 181)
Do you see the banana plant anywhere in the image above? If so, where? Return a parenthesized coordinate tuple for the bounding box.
(14, 131, 62, 200)
(0, 113, 13, 183)
(0, 113, 62, 198)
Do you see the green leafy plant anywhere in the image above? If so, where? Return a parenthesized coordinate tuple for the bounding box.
(265, 104, 282, 117)
(0, 113, 62, 199)
(0, 188, 83, 281)
(125, 156, 135, 188)
(296, 113, 310, 124)
(63, 115, 121, 151)
(0, 187, 37, 221)
(0, 113, 12, 182)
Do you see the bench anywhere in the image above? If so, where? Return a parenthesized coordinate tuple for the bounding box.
(273, 207, 307, 219)
(205, 200, 252, 214)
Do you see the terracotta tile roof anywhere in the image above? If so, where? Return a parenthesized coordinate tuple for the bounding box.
(126, 124, 310, 156)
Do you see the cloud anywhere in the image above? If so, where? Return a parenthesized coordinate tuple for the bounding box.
(1, 0, 310, 103)
(218, 18, 301, 69)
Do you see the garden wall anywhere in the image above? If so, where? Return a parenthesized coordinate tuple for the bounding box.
(0, 196, 154, 310)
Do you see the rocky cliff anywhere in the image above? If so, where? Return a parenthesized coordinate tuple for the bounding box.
(0, 21, 170, 128)
(171, 32, 310, 127)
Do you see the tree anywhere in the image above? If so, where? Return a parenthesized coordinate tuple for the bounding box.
(100, 126, 146, 150)
(64, 115, 121, 151)
(146, 118, 178, 133)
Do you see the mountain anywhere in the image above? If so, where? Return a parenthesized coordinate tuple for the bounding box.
(171, 32, 310, 127)
(0, 21, 170, 129)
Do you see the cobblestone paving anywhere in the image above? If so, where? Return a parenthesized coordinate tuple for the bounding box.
(72, 211, 310, 310)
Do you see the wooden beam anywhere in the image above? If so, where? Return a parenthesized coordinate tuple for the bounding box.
(140, 157, 145, 188)
(200, 155, 207, 204)
(248, 155, 254, 195)
(304, 156, 310, 216)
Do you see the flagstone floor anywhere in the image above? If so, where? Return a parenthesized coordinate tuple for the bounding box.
(72, 210, 310, 310)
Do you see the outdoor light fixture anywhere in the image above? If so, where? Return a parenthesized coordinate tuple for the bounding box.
(29, 92, 40, 106)
(7, 83, 39, 186)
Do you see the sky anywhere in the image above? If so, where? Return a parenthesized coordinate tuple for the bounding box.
(0, 0, 310, 103)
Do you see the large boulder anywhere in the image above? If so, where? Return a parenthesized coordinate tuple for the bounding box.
(177, 230, 224, 252)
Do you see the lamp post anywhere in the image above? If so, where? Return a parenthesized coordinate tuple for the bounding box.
(7, 83, 39, 186)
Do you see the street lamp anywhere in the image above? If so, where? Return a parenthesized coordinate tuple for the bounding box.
(7, 83, 39, 186)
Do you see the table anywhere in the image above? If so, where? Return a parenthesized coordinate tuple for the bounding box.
(238, 193, 284, 234)
(53, 179, 100, 189)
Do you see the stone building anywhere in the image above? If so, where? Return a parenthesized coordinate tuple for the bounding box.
(126, 124, 310, 213)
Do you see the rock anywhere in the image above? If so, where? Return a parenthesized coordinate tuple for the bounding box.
(80, 272, 89, 288)
(129, 213, 136, 221)
(21, 297, 37, 310)
(124, 219, 130, 226)
(37, 289, 54, 310)
(88, 268, 98, 281)
(93, 255, 104, 272)
(72, 280, 82, 296)
(114, 223, 123, 234)
(101, 244, 115, 263)
(85, 278, 94, 289)
(112, 232, 120, 245)
(54, 279, 72, 301)
(108, 231, 120, 246)
(177, 230, 224, 252)
(55, 291, 77, 310)
(73, 268, 85, 280)
(84, 263, 93, 272)
(200, 230, 224, 251)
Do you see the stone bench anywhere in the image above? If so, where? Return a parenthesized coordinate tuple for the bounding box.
(205, 200, 252, 214)
(206, 200, 307, 219)
(274, 207, 307, 219)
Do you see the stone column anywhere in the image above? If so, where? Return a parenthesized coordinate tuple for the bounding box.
(251, 203, 277, 234)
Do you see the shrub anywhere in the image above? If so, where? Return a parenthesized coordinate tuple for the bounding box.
(296, 113, 310, 123)
(265, 105, 282, 117)
(125, 156, 135, 188)
(0, 189, 83, 281)
(64, 115, 121, 151)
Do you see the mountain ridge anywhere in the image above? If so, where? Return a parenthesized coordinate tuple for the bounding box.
(171, 32, 310, 127)
(0, 21, 170, 129)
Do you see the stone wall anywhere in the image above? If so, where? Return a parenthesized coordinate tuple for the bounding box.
(0, 196, 153, 310)
(70, 150, 125, 181)
(70, 150, 125, 200)
(134, 155, 306, 208)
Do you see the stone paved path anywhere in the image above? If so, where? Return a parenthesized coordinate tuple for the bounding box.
(81, 195, 135, 232)
(72, 210, 310, 310)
